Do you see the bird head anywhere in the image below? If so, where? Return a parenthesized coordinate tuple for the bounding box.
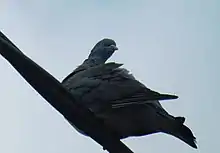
(88, 38, 118, 63)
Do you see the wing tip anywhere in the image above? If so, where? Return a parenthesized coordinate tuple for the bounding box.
(161, 94, 178, 100)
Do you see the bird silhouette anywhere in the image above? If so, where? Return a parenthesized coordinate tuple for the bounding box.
(62, 38, 197, 149)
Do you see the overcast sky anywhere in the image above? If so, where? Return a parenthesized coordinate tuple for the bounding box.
(0, 0, 219, 153)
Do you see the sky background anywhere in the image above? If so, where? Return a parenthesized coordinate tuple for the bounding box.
(0, 0, 219, 153)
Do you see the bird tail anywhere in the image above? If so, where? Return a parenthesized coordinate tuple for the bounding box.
(165, 117, 197, 149)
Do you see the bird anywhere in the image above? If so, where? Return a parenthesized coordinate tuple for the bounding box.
(61, 38, 197, 149)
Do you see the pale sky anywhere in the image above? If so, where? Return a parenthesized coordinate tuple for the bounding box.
(0, 0, 219, 153)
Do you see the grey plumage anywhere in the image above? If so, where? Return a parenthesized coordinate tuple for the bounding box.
(62, 38, 197, 149)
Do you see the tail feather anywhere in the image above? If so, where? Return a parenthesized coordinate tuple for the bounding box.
(175, 117, 185, 124)
(168, 120, 197, 149)
(175, 124, 197, 148)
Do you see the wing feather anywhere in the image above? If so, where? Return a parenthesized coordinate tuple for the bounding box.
(62, 62, 178, 113)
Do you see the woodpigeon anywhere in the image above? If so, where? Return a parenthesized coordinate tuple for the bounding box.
(62, 38, 197, 149)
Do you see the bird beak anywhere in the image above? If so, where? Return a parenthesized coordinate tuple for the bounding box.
(110, 44, 118, 51)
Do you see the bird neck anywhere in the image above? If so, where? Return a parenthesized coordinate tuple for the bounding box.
(73, 58, 103, 72)
(85, 56, 106, 65)
(71, 57, 106, 76)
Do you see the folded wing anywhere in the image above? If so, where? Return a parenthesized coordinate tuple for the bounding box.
(62, 62, 178, 113)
